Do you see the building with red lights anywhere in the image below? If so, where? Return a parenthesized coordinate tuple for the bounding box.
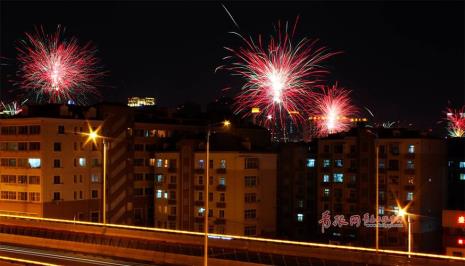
(443, 210, 465, 257)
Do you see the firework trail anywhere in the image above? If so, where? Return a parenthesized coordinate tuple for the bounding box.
(310, 84, 358, 136)
(221, 4, 239, 29)
(446, 106, 465, 137)
(0, 99, 28, 116)
(221, 18, 338, 135)
(16, 26, 104, 104)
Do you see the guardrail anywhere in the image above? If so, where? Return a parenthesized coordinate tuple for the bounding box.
(0, 214, 464, 265)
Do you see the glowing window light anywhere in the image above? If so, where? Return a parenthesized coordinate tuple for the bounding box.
(28, 158, 41, 168)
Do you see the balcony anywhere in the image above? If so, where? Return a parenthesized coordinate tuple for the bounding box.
(347, 182, 357, 188)
(216, 168, 226, 174)
(216, 185, 226, 191)
(405, 153, 415, 159)
(347, 197, 358, 203)
(404, 169, 415, 175)
(195, 168, 205, 174)
(194, 185, 204, 191)
(194, 200, 204, 206)
(216, 202, 226, 208)
(168, 199, 176, 205)
(348, 168, 358, 173)
(404, 185, 415, 191)
(168, 215, 176, 221)
(168, 183, 177, 189)
(214, 218, 226, 225)
(168, 167, 177, 173)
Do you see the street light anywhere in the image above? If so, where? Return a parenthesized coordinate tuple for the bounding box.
(84, 125, 108, 225)
(398, 206, 412, 258)
(204, 120, 231, 266)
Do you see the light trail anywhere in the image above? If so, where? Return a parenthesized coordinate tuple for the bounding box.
(1, 214, 464, 262)
(0, 254, 58, 266)
(0, 245, 134, 266)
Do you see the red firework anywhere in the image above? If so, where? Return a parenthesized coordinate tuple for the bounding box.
(16, 26, 103, 104)
(311, 84, 358, 136)
(446, 106, 465, 137)
(222, 18, 338, 128)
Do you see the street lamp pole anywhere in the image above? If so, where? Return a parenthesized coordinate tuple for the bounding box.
(102, 140, 108, 225)
(375, 145, 379, 252)
(204, 129, 210, 266)
(407, 214, 412, 258)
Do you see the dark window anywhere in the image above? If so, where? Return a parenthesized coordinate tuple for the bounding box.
(18, 142, 28, 151)
(29, 142, 40, 151)
(18, 126, 28, 135)
(54, 142, 61, 151)
(29, 126, 40, 135)
(334, 144, 343, 153)
(53, 159, 61, 168)
(53, 176, 61, 184)
(58, 125, 65, 134)
(53, 192, 61, 200)
(388, 160, 399, 170)
(245, 158, 259, 169)
(91, 190, 98, 198)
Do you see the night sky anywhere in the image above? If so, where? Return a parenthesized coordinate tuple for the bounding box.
(1, 1, 463, 130)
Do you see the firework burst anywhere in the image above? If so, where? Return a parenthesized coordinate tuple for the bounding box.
(445, 106, 465, 137)
(311, 84, 358, 136)
(221, 18, 338, 133)
(16, 26, 104, 104)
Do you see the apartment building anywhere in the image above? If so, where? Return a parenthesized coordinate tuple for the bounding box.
(153, 134, 277, 237)
(276, 142, 318, 241)
(446, 137, 465, 210)
(0, 114, 102, 221)
(316, 127, 446, 252)
(442, 210, 465, 257)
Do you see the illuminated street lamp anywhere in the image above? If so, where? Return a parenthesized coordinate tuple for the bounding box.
(204, 120, 231, 266)
(398, 206, 412, 258)
(84, 125, 108, 225)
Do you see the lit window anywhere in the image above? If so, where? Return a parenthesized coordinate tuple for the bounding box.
(163, 159, 168, 168)
(323, 174, 330, 183)
(408, 177, 414, 184)
(91, 175, 99, 183)
(406, 160, 414, 169)
(156, 159, 163, 168)
(407, 192, 413, 201)
(79, 157, 86, 167)
(306, 159, 315, 168)
(323, 159, 331, 168)
(333, 173, 344, 183)
(392, 206, 399, 215)
(448, 161, 454, 167)
(460, 162, 465, 168)
(28, 158, 41, 168)
(379, 206, 384, 215)
(149, 158, 155, 166)
(156, 190, 162, 199)
(198, 207, 205, 216)
(408, 145, 415, 154)
(323, 188, 330, 197)
(460, 173, 465, 181)
(198, 159, 205, 169)
(219, 177, 226, 186)
(164, 192, 168, 199)
(297, 213, 304, 222)
(156, 174, 163, 183)
(220, 160, 226, 169)
(335, 159, 343, 168)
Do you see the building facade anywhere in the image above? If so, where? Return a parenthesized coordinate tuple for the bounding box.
(153, 137, 277, 237)
(315, 127, 447, 252)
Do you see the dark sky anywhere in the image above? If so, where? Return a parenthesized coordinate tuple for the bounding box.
(1, 1, 464, 130)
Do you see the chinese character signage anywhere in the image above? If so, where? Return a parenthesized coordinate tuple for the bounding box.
(318, 210, 403, 233)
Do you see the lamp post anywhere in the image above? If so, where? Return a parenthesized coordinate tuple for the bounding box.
(367, 129, 379, 251)
(85, 127, 108, 225)
(398, 208, 412, 258)
(204, 120, 230, 266)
